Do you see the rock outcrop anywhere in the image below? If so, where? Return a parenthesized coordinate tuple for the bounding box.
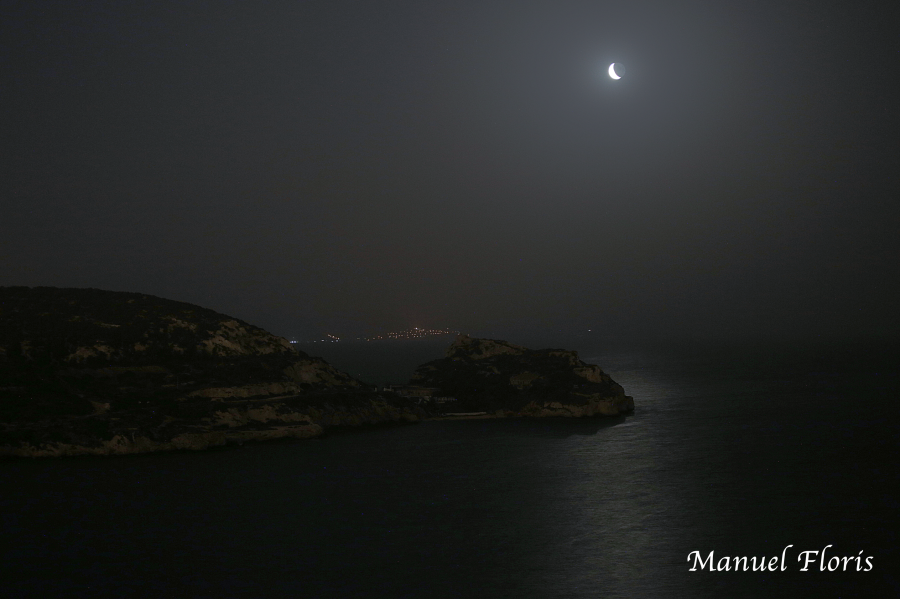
(0, 287, 423, 457)
(410, 335, 634, 417)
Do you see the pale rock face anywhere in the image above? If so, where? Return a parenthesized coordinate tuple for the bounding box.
(163, 316, 197, 331)
(509, 372, 541, 390)
(66, 344, 116, 363)
(446, 334, 526, 360)
(574, 365, 608, 384)
(198, 334, 244, 356)
(90, 401, 111, 414)
(283, 359, 361, 387)
(196, 319, 294, 356)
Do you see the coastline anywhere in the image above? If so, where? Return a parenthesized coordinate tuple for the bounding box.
(2, 406, 643, 458)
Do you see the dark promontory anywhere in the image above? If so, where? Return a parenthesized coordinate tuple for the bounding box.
(410, 335, 634, 417)
(0, 287, 422, 457)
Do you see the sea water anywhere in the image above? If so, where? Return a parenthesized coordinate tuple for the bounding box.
(2, 337, 898, 598)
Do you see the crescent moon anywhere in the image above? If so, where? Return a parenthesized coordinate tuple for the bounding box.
(608, 63, 621, 80)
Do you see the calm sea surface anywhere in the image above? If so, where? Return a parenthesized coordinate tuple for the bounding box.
(2, 337, 898, 598)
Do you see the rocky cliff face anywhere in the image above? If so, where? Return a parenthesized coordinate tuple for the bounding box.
(411, 335, 634, 417)
(0, 287, 422, 457)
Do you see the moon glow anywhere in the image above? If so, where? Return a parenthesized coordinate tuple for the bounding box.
(608, 63, 624, 80)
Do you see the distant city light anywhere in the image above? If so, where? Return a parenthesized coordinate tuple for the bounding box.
(363, 327, 460, 341)
(291, 327, 461, 344)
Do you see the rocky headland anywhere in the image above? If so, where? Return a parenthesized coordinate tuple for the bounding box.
(0, 287, 423, 458)
(410, 335, 634, 417)
(1, 288, 633, 458)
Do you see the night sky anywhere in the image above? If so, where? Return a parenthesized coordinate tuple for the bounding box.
(3, 0, 899, 341)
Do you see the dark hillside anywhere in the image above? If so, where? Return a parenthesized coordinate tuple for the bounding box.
(0, 287, 421, 457)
